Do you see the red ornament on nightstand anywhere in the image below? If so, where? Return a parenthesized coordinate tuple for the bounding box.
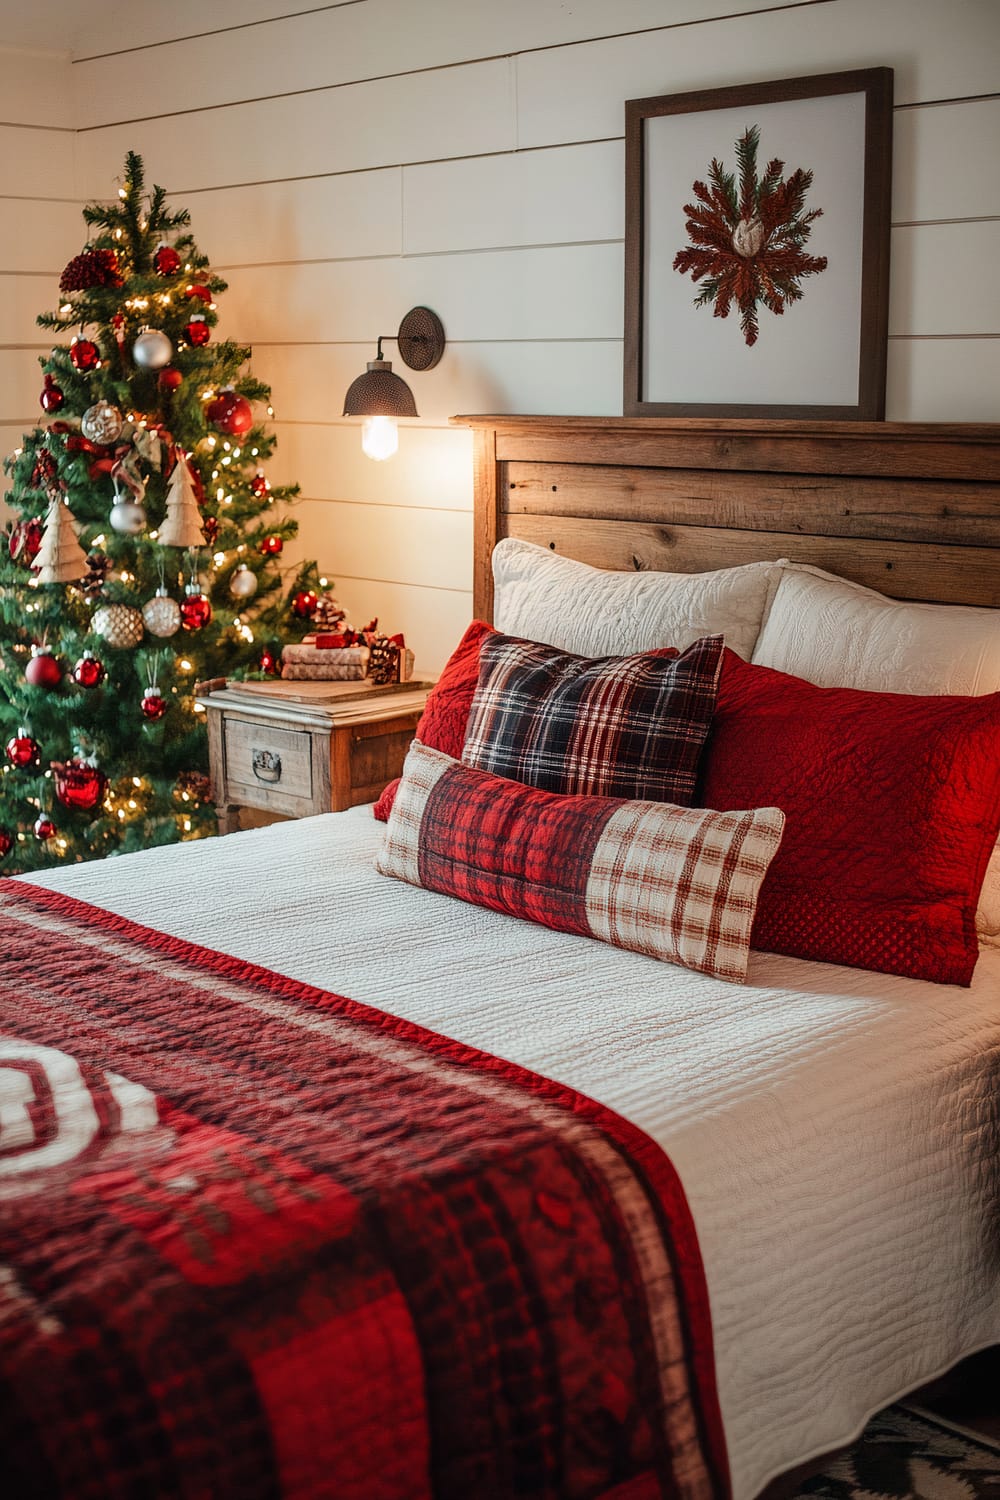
(6, 731, 40, 769)
(158, 366, 183, 392)
(54, 758, 107, 811)
(206, 388, 252, 435)
(72, 651, 106, 689)
(180, 583, 212, 631)
(33, 815, 56, 842)
(292, 589, 318, 619)
(153, 244, 181, 276)
(141, 687, 168, 721)
(259, 534, 283, 557)
(185, 315, 210, 347)
(69, 338, 100, 372)
(0, 829, 13, 860)
(40, 374, 64, 413)
(250, 469, 270, 499)
(25, 647, 62, 690)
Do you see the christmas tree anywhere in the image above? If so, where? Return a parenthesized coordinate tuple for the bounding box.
(0, 151, 320, 873)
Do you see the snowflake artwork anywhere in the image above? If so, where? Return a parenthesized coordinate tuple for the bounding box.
(672, 124, 828, 347)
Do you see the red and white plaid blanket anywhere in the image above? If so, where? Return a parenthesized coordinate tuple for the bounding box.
(0, 881, 729, 1500)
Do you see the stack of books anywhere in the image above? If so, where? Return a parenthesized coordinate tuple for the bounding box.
(280, 633, 415, 682)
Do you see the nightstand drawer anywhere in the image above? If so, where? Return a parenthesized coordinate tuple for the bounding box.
(224, 718, 314, 806)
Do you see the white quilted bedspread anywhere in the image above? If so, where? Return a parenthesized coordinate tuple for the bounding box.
(24, 808, 1000, 1499)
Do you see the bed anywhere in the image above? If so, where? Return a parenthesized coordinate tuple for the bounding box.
(8, 415, 1000, 1500)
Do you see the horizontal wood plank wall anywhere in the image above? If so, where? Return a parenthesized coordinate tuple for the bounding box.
(460, 417, 1000, 617)
(2, 2, 997, 666)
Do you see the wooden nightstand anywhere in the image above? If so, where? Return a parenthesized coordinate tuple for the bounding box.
(196, 678, 433, 832)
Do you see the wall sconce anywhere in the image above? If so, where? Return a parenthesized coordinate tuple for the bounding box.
(342, 306, 446, 461)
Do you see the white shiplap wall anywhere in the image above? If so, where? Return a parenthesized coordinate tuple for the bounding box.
(2, 0, 998, 668)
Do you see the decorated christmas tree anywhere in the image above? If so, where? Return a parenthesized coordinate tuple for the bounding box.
(0, 151, 321, 873)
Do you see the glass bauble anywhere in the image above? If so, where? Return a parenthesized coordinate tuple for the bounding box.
(70, 338, 100, 372)
(33, 815, 56, 842)
(81, 400, 124, 444)
(180, 585, 212, 631)
(229, 565, 258, 600)
(6, 731, 40, 769)
(40, 374, 64, 413)
(0, 829, 12, 860)
(25, 648, 62, 689)
(110, 500, 147, 535)
(141, 688, 168, 722)
(185, 316, 210, 347)
(142, 589, 182, 638)
(54, 759, 107, 811)
(259, 534, 283, 556)
(132, 327, 173, 370)
(153, 244, 181, 275)
(292, 590, 318, 618)
(72, 651, 106, 688)
(206, 388, 252, 434)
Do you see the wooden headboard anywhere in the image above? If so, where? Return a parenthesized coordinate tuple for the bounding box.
(453, 416, 1000, 622)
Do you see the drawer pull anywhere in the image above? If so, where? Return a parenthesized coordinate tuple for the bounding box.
(252, 748, 282, 784)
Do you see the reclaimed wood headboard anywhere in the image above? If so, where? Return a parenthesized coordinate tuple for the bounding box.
(452, 416, 1000, 622)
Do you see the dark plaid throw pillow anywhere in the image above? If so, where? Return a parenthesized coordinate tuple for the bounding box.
(461, 632, 724, 806)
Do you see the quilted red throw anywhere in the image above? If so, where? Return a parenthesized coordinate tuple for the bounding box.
(0, 882, 728, 1500)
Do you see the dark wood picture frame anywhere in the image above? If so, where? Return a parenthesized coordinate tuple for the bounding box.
(624, 68, 893, 419)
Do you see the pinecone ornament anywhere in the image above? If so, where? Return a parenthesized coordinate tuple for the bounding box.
(59, 248, 123, 293)
(367, 635, 400, 685)
(80, 552, 112, 602)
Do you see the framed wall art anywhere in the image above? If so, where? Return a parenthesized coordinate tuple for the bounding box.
(624, 68, 893, 419)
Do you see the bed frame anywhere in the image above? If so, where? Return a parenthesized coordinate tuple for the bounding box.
(457, 411, 1000, 1496)
(454, 416, 1000, 621)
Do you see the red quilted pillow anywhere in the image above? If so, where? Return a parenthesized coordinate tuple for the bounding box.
(373, 620, 495, 821)
(699, 649, 1000, 985)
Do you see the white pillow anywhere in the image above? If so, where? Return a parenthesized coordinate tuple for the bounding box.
(492, 538, 784, 662)
(752, 563, 1000, 939)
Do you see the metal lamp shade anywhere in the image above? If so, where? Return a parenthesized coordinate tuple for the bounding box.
(342, 360, 418, 418)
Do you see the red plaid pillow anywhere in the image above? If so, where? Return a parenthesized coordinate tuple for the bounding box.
(377, 742, 784, 982)
(462, 633, 722, 805)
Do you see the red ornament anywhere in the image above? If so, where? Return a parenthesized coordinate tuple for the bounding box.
(158, 366, 183, 392)
(206, 388, 252, 435)
(185, 283, 213, 303)
(72, 651, 106, 689)
(259, 647, 281, 677)
(292, 589, 318, 619)
(33, 815, 57, 842)
(250, 469, 271, 499)
(180, 585, 213, 631)
(259, 534, 283, 557)
(53, 759, 107, 812)
(141, 687, 168, 721)
(40, 374, 64, 413)
(0, 829, 12, 860)
(6, 731, 40, 770)
(9, 517, 44, 566)
(153, 244, 181, 276)
(25, 648, 62, 690)
(185, 316, 210, 347)
(70, 338, 101, 372)
(59, 249, 122, 294)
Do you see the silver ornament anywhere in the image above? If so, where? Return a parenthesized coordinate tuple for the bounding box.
(142, 588, 182, 638)
(229, 565, 259, 600)
(132, 327, 173, 370)
(92, 603, 144, 649)
(109, 499, 148, 535)
(81, 400, 124, 444)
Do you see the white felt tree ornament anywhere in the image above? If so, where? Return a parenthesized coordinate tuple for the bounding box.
(158, 457, 204, 549)
(34, 493, 89, 584)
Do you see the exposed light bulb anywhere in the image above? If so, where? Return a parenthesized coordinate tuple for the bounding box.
(362, 415, 398, 462)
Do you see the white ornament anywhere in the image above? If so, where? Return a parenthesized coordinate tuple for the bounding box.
(158, 458, 204, 550)
(81, 400, 124, 444)
(142, 588, 182, 638)
(229, 564, 258, 600)
(92, 603, 144, 649)
(110, 499, 148, 535)
(132, 327, 173, 370)
(732, 217, 766, 258)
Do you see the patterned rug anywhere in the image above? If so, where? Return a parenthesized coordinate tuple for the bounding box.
(798, 1404, 1000, 1499)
